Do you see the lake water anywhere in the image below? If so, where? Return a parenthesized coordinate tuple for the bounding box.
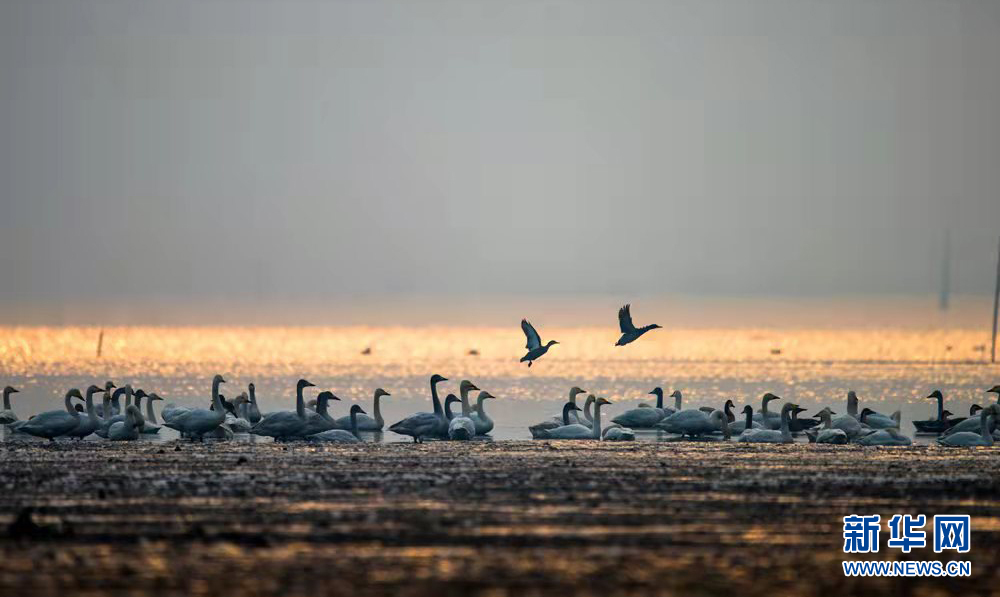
(1, 297, 998, 443)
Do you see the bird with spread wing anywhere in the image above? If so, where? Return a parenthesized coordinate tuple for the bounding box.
(615, 304, 662, 346)
(519, 319, 558, 367)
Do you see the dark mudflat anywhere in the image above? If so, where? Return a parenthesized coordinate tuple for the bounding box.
(1, 440, 999, 596)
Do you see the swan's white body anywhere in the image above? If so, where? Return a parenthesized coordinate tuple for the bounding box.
(806, 408, 849, 444)
(333, 389, 389, 431)
(739, 403, 796, 443)
(311, 405, 365, 443)
(65, 386, 104, 439)
(389, 375, 451, 442)
(937, 407, 996, 447)
(469, 391, 495, 435)
(658, 409, 727, 437)
(534, 398, 611, 440)
(164, 376, 227, 440)
(109, 405, 143, 441)
(250, 379, 315, 441)
(857, 428, 912, 446)
(16, 390, 83, 440)
(603, 425, 635, 441)
(751, 394, 782, 429)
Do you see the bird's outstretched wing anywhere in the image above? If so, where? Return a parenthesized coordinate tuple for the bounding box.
(521, 319, 542, 350)
(618, 304, 636, 334)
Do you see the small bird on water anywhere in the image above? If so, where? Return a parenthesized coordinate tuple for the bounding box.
(615, 304, 661, 346)
(520, 319, 558, 367)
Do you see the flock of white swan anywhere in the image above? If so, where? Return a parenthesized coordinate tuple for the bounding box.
(2, 376, 999, 447)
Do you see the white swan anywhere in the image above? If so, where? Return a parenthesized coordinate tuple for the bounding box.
(469, 391, 495, 435)
(752, 393, 783, 429)
(638, 387, 677, 418)
(1, 386, 20, 425)
(225, 393, 253, 434)
(389, 374, 450, 443)
(108, 405, 144, 441)
(164, 375, 228, 441)
(93, 381, 117, 418)
(602, 424, 635, 441)
(657, 407, 731, 439)
(333, 388, 389, 431)
(299, 391, 341, 437)
(857, 428, 913, 446)
(729, 405, 764, 434)
(245, 383, 263, 424)
(519, 319, 558, 367)
(739, 402, 797, 443)
(249, 378, 315, 441)
(937, 405, 998, 447)
(447, 386, 477, 440)
(530, 401, 581, 439)
(539, 387, 587, 428)
(577, 394, 597, 428)
(65, 385, 104, 440)
(612, 393, 667, 429)
(16, 389, 83, 440)
(805, 408, 848, 444)
(942, 406, 991, 437)
(310, 405, 366, 443)
(533, 397, 612, 440)
(859, 408, 901, 431)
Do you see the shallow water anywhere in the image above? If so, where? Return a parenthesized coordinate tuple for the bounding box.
(1, 318, 997, 444)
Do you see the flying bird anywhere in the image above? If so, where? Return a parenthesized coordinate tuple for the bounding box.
(520, 319, 558, 367)
(615, 304, 662, 346)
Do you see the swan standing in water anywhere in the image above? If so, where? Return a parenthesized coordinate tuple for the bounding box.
(530, 400, 581, 438)
(0, 386, 20, 425)
(937, 405, 998, 447)
(93, 381, 117, 417)
(519, 319, 558, 367)
(108, 405, 144, 441)
(310, 405, 366, 443)
(615, 303, 662, 346)
(389, 374, 450, 443)
(299, 391, 341, 437)
(805, 408, 848, 444)
(249, 379, 315, 441)
(913, 390, 953, 433)
(225, 394, 253, 434)
(637, 387, 679, 418)
(739, 403, 797, 443)
(729, 405, 763, 435)
(752, 393, 783, 429)
(164, 375, 228, 441)
(95, 386, 133, 439)
(942, 405, 991, 437)
(612, 391, 667, 429)
(658, 407, 731, 439)
(245, 383, 263, 424)
(857, 427, 913, 446)
(469, 391, 496, 435)
(16, 389, 83, 441)
(333, 388, 390, 431)
(65, 385, 105, 440)
(536, 387, 587, 428)
(532, 397, 612, 440)
(602, 425, 635, 441)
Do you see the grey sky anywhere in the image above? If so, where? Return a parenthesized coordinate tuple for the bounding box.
(1, 0, 998, 316)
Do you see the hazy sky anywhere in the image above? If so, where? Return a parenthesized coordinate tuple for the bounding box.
(1, 0, 998, 314)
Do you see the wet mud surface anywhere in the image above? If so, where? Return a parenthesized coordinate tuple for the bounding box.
(1, 440, 999, 596)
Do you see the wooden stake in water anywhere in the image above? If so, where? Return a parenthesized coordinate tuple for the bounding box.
(992, 236, 1000, 364)
(96, 329, 104, 359)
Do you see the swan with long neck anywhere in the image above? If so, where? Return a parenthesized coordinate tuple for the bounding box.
(612, 391, 667, 429)
(532, 397, 612, 440)
(249, 378, 316, 440)
(108, 405, 144, 441)
(937, 405, 998, 447)
(0, 386, 20, 425)
(544, 387, 586, 426)
(163, 375, 229, 441)
(739, 402, 797, 443)
(16, 389, 83, 440)
(730, 405, 763, 434)
(65, 385, 104, 439)
(136, 392, 163, 434)
(657, 405, 731, 439)
(943, 405, 994, 437)
(334, 388, 390, 431)
(913, 390, 955, 433)
(805, 407, 848, 444)
(388, 374, 451, 443)
(93, 381, 116, 418)
(752, 393, 782, 429)
(530, 400, 581, 438)
(469, 391, 496, 435)
(310, 405, 366, 443)
(299, 391, 341, 436)
(96, 386, 133, 438)
(245, 383, 262, 424)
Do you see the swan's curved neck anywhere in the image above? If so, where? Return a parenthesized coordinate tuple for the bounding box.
(64, 392, 80, 418)
(591, 404, 603, 439)
(460, 391, 472, 418)
(847, 395, 858, 418)
(745, 409, 753, 431)
(212, 379, 225, 414)
(102, 392, 111, 421)
(674, 393, 682, 411)
(475, 394, 491, 422)
(654, 390, 663, 409)
(373, 393, 383, 426)
(779, 408, 792, 440)
(249, 386, 258, 406)
(444, 400, 456, 420)
(562, 404, 574, 425)
(761, 399, 771, 417)
(85, 389, 99, 422)
(981, 412, 994, 446)
(294, 384, 306, 419)
(584, 398, 594, 423)
(350, 410, 360, 438)
(2, 388, 11, 411)
(145, 398, 158, 424)
(821, 412, 832, 429)
(935, 394, 944, 422)
(431, 380, 443, 416)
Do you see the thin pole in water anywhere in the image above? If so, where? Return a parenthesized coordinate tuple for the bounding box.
(96, 329, 104, 359)
(992, 235, 1000, 363)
